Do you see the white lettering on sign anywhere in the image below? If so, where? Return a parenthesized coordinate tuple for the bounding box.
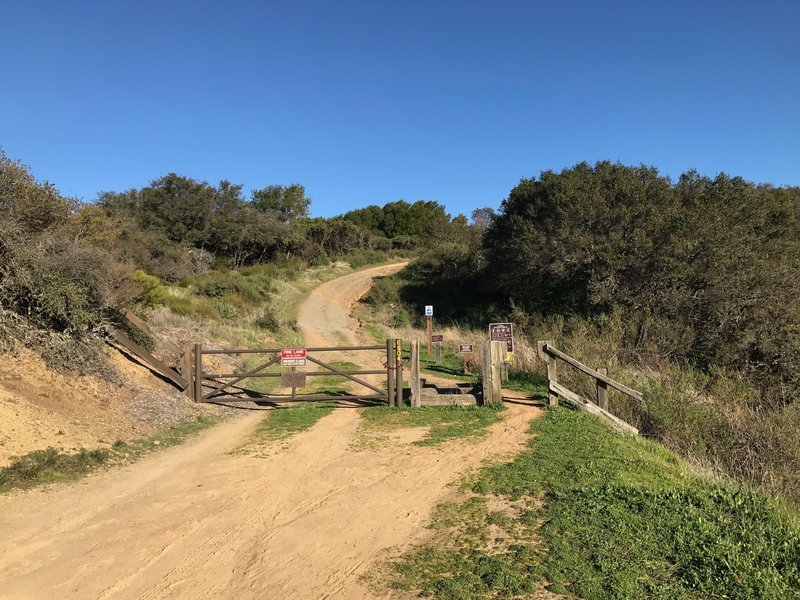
(280, 348, 307, 367)
(281, 358, 306, 367)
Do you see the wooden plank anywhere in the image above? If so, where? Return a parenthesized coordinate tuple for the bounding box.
(549, 381, 638, 435)
(395, 339, 404, 406)
(123, 310, 182, 355)
(201, 345, 385, 354)
(387, 338, 396, 407)
(199, 394, 386, 403)
(543, 344, 643, 401)
(108, 329, 189, 389)
(410, 341, 421, 407)
(597, 366, 609, 410)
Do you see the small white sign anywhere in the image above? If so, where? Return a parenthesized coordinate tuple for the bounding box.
(424, 305, 434, 316)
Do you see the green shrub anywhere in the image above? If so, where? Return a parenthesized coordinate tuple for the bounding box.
(344, 249, 386, 269)
(392, 307, 411, 327)
(132, 270, 167, 307)
(254, 307, 280, 332)
(213, 300, 239, 320)
(161, 294, 193, 315)
(121, 320, 156, 352)
(364, 275, 402, 307)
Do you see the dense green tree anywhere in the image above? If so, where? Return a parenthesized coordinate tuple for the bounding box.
(342, 204, 384, 233)
(0, 151, 75, 232)
(484, 161, 800, 404)
(251, 183, 310, 223)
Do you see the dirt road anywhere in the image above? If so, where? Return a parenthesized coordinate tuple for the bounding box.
(0, 263, 541, 599)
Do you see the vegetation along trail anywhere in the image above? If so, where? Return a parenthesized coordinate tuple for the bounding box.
(0, 263, 541, 600)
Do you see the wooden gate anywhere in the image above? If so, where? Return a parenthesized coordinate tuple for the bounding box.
(192, 340, 404, 406)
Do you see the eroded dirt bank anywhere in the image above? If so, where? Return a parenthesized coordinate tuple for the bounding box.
(0, 262, 542, 599)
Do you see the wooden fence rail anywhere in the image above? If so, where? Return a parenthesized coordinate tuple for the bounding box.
(537, 341, 639, 435)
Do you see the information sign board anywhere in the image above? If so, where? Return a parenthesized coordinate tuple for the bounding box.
(459, 344, 473, 353)
(424, 305, 434, 316)
(281, 348, 307, 367)
(488, 323, 514, 353)
(431, 334, 444, 343)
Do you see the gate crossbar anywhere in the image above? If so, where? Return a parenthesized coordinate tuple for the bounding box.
(305, 355, 386, 396)
(194, 343, 398, 405)
(200, 353, 281, 402)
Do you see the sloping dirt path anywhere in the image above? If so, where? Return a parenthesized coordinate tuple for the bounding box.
(0, 263, 542, 600)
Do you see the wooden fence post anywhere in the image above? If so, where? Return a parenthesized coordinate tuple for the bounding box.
(387, 338, 396, 407)
(395, 339, 404, 406)
(410, 340, 421, 407)
(537, 340, 558, 407)
(194, 343, 203, 403)
(183, 344, 193, 399)
(597, 366, 608, 410)
(482, 340, 504, 407)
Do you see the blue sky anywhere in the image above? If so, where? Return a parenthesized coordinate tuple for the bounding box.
(1, 1, 798, 218)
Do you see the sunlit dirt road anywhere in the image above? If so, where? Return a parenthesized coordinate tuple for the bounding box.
(0, 263, 541, 599)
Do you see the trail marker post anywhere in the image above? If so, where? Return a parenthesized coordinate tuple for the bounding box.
(459, 344, 473, 375)
(489, 323, 514, 382)
(424, 305, 434, 354)
(431, 334, 443, 365)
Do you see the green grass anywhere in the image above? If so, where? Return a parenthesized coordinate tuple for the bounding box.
(503, 369, 548, 397)
(383, 407, 800, 599)
(241, 403, 336, 447)
(360, 405, 504, 446)
(416, 344, 479, 384)
(0, 415, 222, 493)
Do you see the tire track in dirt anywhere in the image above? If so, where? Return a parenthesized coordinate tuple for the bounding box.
(0, 262, 543, 599)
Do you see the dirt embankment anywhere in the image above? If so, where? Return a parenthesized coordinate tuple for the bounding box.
(0, 343, 221, 469)
(0, 262, 542, 599)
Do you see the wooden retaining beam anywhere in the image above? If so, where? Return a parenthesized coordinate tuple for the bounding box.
(537, 341, 639, 435)
(107, 329, 189, 390)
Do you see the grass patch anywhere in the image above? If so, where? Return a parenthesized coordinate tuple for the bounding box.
(111, 415, 223, 457)
(0, 447, 111, 492)
(361, 405, 504, 446)
(384, 407, 800, 599)
(0, 415, 222, 493)
(416, 344, 479, 384)
(504, 369, 548, 397)
(241, 403, 336, 447)
(305, 360, 361, 394)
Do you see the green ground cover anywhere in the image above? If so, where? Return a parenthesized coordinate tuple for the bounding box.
(240, 403, 337, 447)
(0, 415, 222, 493)
(383, 407, 800, 599)
(360, 405, 504, 447)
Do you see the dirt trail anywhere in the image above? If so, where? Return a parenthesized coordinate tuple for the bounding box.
(0, 263, 542, 600)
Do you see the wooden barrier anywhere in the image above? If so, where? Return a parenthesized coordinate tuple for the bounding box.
(537, 341, 639, 435)
(107, 329, 189, 390)
(481, 340, 504, 407)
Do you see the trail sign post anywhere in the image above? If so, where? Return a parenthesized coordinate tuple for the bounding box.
(489, 324, 513, 382)
(489, 323, 514, 356)
(431, 334, 443, 365)
(459, 344, 473, 375)
(424, 306, 434, 354)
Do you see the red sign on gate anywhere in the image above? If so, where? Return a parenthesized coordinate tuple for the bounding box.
(281, 348, 307, 367)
